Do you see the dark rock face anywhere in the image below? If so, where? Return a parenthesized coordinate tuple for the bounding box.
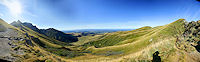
(11, 21, 78, 43)
(24, 33, 34, 46)
(30, 36, 45, 47)
(184, 21, 200, 37)
(40, 28, 78, 42)
(0, 59, 11, 62)
(193, 41, 200, 53)
(22, 22, 41, 33)
(182, 21, 200, 53)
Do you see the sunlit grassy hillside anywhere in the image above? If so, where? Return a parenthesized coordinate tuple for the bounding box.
(0, 18, 199, 62)
(70, 19, 194, 62)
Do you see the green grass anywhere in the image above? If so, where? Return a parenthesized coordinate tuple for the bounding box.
(17, 25, 70, 48)
(14, 22, 87, 58)
(0, 18, 81, 61)
(82, 26, 153, 48)
(74, 19, 186, 61)
(71, 35, 103, 46)
(45, 47, 84, 58)
(0, 18, 191, 62)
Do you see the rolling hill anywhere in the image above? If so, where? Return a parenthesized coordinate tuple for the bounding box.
(0, 18, 199, 62)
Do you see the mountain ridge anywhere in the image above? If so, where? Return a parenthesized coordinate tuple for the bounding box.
(10, 20, 78, 43)
(0, 18, 200, 62)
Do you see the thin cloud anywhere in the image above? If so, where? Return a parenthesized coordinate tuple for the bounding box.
(0, 0, 23, 16)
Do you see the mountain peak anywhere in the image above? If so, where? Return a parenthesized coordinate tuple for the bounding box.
(47, 28, 56, 30)
(10, 21, 78, 43)
(11, 20, 22, 24)
(17, 20, 22, 24)
(10, 20, 23, 27)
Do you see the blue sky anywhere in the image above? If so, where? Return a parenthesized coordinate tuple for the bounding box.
(0, 0, 200, 30)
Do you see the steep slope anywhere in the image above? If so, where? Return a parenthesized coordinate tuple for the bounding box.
(1, 18, 200, 62)
(40, 28, 78, 43)
(0, 18, 25, 61)
(0, 19, 82, 62)
(10, 20, 85, 61)
(11, 20, 40, 33)
(0, 23, 7, 32)
(70, 19, 200, 62)
(11, 21, 78, 43)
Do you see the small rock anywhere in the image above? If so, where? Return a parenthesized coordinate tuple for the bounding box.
(149, 39, 153, 42)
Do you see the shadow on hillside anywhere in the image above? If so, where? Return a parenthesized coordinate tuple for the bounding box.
(193, 41, 200, 53)
(31, 36, 45, 47)
(152, 51, 161, 62)
(0, 59, 11, 62)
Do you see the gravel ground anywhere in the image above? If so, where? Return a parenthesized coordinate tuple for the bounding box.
(0, 28, 23, 61)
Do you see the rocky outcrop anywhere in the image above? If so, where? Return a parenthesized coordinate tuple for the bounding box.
(0, 28, 24, 61)
(183, 21, 200, 44)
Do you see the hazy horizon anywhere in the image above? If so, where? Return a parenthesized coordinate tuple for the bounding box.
(1, 0, 200, 62)
(62, 28, 134, 31)
(1, 0, 200, 30)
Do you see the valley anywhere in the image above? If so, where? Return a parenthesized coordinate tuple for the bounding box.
(0, 18, 199, 62)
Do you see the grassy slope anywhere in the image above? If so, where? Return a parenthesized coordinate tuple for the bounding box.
(0, 19, 23, 32)
(71, 35, 103, 46)
(15, 23, 85, 59)
(71, 19, 186, 62)
(82, 26, 152, 48)
(1, 18, 196, 62)
(19, 25, 63, 48)
(0, 19, 76, 62)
